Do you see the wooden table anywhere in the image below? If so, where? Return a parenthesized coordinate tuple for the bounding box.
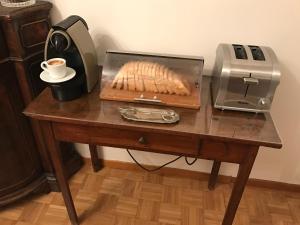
(24, 76, 282, 225)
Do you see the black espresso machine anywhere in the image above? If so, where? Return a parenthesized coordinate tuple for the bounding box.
(44, 15, 98, 101)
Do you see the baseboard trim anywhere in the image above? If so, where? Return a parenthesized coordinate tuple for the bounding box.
(83, 158, 300, 192)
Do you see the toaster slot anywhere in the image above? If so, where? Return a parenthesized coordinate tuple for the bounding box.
(233, 44, 248, 60)
(249, 45, 265, 61)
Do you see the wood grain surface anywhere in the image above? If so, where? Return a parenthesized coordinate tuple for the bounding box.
(0, 0, 83, 198)
(0, 162, 299, 225)
(23, 74, 283, 225)
(100, 78, 201, 109)
(0, 1, 53, 207)
(24, 76, 282, 149)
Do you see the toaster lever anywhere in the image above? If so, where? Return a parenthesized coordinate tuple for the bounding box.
(243, 77, 259, 85)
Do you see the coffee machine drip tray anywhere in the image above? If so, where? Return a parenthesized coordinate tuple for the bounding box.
(100, 50, 204, 109)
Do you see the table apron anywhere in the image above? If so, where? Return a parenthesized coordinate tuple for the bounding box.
(52, 122, 255, 164)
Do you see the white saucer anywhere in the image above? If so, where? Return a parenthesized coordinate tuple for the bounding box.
(40, 67, 76, 83)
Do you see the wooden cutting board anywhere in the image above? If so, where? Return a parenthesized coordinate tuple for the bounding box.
(100, 79, 201, 109)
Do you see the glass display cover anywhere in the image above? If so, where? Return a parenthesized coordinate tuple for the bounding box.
(100, 50, 204, 109)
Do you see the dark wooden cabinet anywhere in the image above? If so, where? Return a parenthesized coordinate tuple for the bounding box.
(0, 1, 83, 206)
(0, 60, 47, 205)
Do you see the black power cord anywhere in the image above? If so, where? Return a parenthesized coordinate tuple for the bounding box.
(126, 149, 198, 172)
(126, 149, 183, 172)
(185, 156, 198, 165)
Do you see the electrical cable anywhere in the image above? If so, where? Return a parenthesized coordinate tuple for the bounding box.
(126, 149, 199, 172)
(126, 138, 202, 171)
(184, 156, 198, 165)
(185, 141, 202, 166)
(126, 149, 183, 172)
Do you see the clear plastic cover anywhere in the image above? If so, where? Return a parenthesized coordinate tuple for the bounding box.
(100, 50, 204, 109)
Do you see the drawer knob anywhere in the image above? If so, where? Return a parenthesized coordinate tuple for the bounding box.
(138, 136, 147, 145)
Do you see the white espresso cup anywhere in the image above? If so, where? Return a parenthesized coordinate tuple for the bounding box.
(41, 58, 67, 79)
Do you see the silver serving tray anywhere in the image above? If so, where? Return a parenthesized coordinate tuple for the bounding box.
(119, 107, 180, 124)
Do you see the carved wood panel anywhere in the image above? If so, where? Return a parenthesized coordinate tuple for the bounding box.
(0, 2, 83, 203)
(0, 61, 43, 197)
(19, 19, 50, 49)
(0, 28, 8, 60)
(26, 52, 47, 97)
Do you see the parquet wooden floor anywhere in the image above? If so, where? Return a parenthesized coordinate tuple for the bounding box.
(1, 162, 300, 225)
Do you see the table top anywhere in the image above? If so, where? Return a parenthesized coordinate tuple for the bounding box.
(24, 76, 282, 149)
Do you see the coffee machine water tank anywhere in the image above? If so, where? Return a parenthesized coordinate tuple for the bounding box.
(44, 15, 98, 101)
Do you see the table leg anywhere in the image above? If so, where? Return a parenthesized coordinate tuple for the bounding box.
(89, 144, 103, 172)
(208, 160, 221, 190)
(222, 147, 258, 225)
(41, 121, 79, 225)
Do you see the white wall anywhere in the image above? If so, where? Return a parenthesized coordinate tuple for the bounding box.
(48, 0, 300, 184)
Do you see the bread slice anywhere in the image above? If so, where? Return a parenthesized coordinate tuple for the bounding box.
(154, 64, 168, 93)
(112, 61, 190, 95)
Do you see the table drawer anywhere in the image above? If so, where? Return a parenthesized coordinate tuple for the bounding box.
(53, 123, 200, 156)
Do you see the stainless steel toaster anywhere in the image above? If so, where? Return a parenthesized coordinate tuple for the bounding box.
(211, 43, 281, 113)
